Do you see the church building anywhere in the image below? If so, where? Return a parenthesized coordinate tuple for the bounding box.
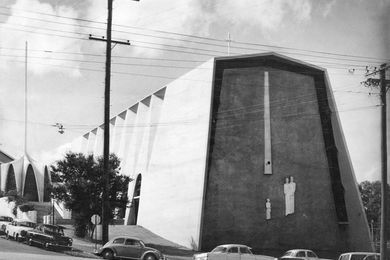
(69, 53, 372, 255)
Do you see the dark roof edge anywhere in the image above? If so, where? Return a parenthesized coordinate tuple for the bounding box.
(214, 52, 327, 72)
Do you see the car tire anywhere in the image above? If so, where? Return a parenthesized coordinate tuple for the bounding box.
(144, 253, 157, 260)
(15, 234, 19, 242)
(102, 249, 115, 260)
(5, 232, 9, 240)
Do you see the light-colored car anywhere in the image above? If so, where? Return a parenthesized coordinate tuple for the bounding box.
(5, 219, 36, 241)
(95, 236, 165, 260)
(193, 244, 275, 260)
(280, 249, 320, 260)
(0, 216, 13, 235)
(338, 252, 380, 260)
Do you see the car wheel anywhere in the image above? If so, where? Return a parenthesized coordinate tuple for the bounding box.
(5, 232, 9, 240)
(15, 234, 19, 242)
(144, 254, 157, 260)
(102, 249, 115, 260)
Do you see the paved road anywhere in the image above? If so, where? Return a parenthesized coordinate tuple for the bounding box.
(0, 236, 93, 260)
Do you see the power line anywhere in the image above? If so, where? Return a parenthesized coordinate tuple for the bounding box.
(0, 8, 388, 63)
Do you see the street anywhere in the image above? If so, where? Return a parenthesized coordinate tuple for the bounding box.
(0, 236, 93, 260)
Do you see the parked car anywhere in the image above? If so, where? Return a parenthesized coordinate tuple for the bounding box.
(337, 252, 380, 260)
(95, 236, 165, 260)
(5, 219, 36, 241)
(0, 216, 13, 235)
(193, 244, 275, 260)
(280, 249, 320, 260)
(25, 224, 73, 250)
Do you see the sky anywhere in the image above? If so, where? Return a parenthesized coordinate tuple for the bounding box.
(0, 0, 389, 182)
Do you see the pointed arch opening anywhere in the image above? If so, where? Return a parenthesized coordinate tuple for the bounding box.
(5, 165, 17, 193)
(129, 174, 142, 225)
(23, 165, 39, 202)
(43, 166, 51, 202)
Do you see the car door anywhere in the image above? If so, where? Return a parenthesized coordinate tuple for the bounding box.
(122, 238, 143, 259)
(239, 246, 255, 260)
(306, 251, 318, 260)
(227, 246, 241, 260)
(295, 251, 307, 260)
(111, 238, 127, 257)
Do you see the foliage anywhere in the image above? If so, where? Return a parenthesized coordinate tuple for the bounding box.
(50, 152, 131, 238)
(4, 190, 27, 216)
(19, 203, 35, 212)
(359, 180, 390, 237)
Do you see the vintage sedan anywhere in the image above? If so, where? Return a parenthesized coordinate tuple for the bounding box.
(280, 249, 320, 260)
(25, 224, 73, 250)
(5, 219, 36, 241)
(337, 252, 380, 260)
(193, 244, 275, 260)
(95, 236, 165, 260)
(0, 216, 13, 235)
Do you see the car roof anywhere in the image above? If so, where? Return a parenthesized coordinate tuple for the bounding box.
(217, 244, 251, 248)
(14, 219, 34, 223)
(112, 236, 143, 241)
(340, 253, 380, 255)
(40, 224, 66, 229)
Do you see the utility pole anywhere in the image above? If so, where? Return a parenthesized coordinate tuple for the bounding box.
(24, 41, 28, 155)
(364, 63, 389, 259)
(89, 0, 134, 244)
(379, 63, 388, 260)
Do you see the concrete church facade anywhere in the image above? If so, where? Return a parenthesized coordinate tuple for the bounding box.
(0, 154, 51, 203)
(69, 53, 372, 254)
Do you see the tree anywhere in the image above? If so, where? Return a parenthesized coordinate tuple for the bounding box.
(359, 180, 390, 239)
(50, 152, 130, 238)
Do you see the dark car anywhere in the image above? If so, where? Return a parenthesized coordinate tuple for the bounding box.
(95, 236, 165, 260)
(25, 224, 73, 250)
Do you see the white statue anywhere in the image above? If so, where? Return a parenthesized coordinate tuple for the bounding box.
(265, 198, 271, 220)
(284, 176, 296, 215)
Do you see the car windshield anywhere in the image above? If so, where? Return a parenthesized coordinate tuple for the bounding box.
(363, 255, 380, 260)
(0, 216, 13, 222)
(351, 255, 373, 260)
(19, 222, 35, 228)
(283, 251, 294, 257)
(212, 246, 227, 253)
(240, 247, 253, 254)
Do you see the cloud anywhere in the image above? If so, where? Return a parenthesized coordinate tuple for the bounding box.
(0, 0, 83, 76)
(39, 141, 72, 165)
(84, 0, 313, 58)
(322, 0, 337, 17)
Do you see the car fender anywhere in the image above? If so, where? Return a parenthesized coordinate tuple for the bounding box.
(141, 250, 159, 260)
(103, 247, 118, 257)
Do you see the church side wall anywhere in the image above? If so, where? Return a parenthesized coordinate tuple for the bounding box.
(136, 61, 214, 249)
(325, 74, 373, 251)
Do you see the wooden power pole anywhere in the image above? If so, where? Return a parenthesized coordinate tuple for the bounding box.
(379, 63, 388, 260)
(89, 0, 132, 244)
(365, 63, 389, 259)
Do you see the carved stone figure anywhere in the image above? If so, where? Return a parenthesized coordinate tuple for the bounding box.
(284, 176, 296, 215)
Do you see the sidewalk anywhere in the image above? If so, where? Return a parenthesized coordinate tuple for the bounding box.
(63, 225, 195, 260)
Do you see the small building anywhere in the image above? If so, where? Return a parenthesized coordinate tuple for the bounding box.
(0, 154, 51, 203)
(68, 53, 372, 255)
(0, 149, 14, 164)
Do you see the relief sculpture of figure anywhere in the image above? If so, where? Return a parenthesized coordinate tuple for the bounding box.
(289, 176, 296, 214)
(265, 198, 271, 220)
(284, 176, 296, 215)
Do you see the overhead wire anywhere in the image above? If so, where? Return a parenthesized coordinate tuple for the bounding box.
(0, 8, 388, 64)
